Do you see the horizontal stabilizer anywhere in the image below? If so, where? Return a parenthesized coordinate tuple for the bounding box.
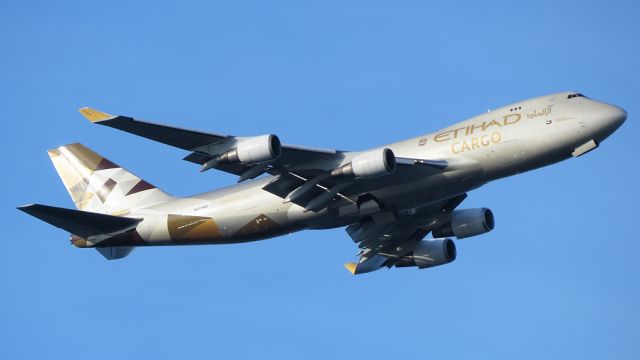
(17, 204, 142, 237)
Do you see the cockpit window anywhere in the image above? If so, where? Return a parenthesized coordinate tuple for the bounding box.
(567, 93, 587, 99)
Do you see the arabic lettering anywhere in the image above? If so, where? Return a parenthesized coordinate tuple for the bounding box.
(527, 105, 554, 119)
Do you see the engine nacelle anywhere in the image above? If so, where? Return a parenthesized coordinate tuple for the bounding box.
(218, 135, 281, 164)
(432, 208, 495, 239)
(395, 238, 457, 269)
(331, 148, 396, 179)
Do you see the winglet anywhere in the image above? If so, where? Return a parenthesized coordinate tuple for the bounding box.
(79, 107, 115, 122)
(344, 262, 357, 275)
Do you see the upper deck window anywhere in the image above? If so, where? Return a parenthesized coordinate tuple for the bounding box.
(567, 93, 587, 99)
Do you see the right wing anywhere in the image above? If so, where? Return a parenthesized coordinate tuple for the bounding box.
(344, 193, 467, 275)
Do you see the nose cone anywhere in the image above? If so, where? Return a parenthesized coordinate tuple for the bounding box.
(581, 100, 627, 141)
(605, 104, 627, 129)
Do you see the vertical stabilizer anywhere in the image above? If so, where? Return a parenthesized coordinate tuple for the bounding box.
(48, 143, 173, 214)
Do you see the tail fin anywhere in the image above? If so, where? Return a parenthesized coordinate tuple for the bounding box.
(48, 143, 173, 214)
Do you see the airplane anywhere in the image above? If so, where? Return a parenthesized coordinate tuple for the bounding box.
(18, 92, 626, 274)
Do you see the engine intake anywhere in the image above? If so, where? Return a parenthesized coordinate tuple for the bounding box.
(395, 238, 457, 269)
(218, 135, 281, 164)
(331, 148, 396, 179)
(432, 208, 495, 239)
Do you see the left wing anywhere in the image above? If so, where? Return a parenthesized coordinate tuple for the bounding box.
(80, 108, 450, 212)
(80, 108, 342, 178)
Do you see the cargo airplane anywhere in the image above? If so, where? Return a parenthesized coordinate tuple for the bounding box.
(18, 92, 626, 274)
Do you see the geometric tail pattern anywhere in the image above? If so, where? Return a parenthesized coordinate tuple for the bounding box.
(48, 143, 173, 214)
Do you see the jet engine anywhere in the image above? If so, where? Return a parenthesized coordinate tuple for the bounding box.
(218, 135, 281, 164)
(331, 148, 396, 179)
(432, 208, 494, 239)
(395, 238, 457, 269)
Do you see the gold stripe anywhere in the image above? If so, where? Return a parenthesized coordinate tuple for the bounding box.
(167, 215, 221, 242)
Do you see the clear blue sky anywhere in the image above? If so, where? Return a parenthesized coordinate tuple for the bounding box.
(1, 1, 638, 359)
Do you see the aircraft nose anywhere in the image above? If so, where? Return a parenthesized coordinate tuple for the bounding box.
(581, 100, 627, 141)
(616, 107, 627, 125)
(605, 104, 627, 128)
